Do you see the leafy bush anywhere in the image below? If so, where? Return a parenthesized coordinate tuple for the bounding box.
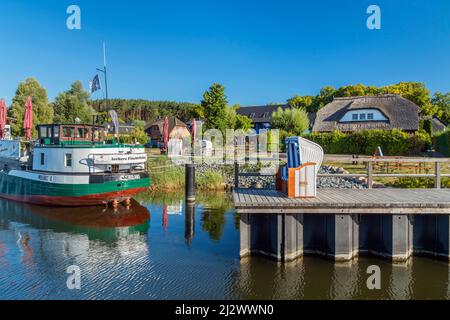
(118, 128, 149, 144)
(386, 177, 450, 189)
(308, 129, 429, 156)
(271, 107, 309, 136)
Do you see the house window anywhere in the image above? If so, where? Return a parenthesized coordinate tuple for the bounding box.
(359, 113, 366, 120)
(368, 113, 374, 120)
(40, 153, 45, 165)
(65, 153, 72, 167)
(352, 114, 358, 120)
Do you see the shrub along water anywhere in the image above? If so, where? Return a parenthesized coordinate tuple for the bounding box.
(308, 129, 430, 156)
(148, 156, 225, 191)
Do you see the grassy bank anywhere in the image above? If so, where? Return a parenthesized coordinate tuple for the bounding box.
(147, 155, 226, 192)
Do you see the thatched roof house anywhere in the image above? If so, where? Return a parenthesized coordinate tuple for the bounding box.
(312, 94, 420, 133)
(145, 117, 190, 143)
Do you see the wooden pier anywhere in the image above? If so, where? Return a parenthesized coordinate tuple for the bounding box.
(233, 188, 450, 262)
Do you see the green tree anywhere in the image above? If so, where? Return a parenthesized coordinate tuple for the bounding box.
(201, 83, 228, 132)
(271, 107, 309, 136)
(287, 95, 314, 111)
(431, 92, 450, 124)
(53, 81, 94, 124)
(8, 78, 53, 137)
(132, 119, 146, 130)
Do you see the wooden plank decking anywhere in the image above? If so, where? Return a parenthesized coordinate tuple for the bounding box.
(233, 189, 450, 214)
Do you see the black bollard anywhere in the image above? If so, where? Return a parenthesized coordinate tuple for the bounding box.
(185, 163, 195, 202)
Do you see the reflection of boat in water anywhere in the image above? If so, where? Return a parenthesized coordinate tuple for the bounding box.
(0, 198, 150, 241)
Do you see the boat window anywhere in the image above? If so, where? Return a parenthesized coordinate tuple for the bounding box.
(63, 127, 75, 138)
(53, 125, 60, 138)
(359, 113, 366, 120)
(40, 153, 45, 165)
(352, 114, 358, 120)
(77, 128, 84, 138)
(65, 153, 72, 167)
(39, 126, 47, 138)
(368, 113, 374, 120)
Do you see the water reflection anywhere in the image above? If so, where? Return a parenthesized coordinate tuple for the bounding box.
(1, 192, 450, 299)
(185, 202, 195, 245)
(233, 256, 450, 300)
(0, 199, 150, 242)
(137, 191, 236, 243)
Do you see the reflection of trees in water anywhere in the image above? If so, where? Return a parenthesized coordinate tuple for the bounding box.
(139, 191, 233, 209)
(201, 208, 226, 241)
(198, 193, 233, 241)
(139, 191, 235, 241)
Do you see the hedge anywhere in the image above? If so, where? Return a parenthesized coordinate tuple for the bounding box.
(434, 130, 450, 156)
(307, 129, 430, 156)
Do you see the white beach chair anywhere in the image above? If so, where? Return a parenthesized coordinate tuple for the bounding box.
(277, 136, 324, 198)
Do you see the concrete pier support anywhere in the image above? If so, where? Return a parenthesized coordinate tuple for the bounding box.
(413, 215, 450, 260)
(334, 214, 359, 261)
(235, 188, 450, 263)
(240, 213, 303, 261)
(359, 214, 413, 262)
(391, 214, 413, 262)
(240, 212, 450, 262)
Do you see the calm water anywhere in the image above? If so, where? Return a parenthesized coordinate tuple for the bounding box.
(0, 192, 449, 300)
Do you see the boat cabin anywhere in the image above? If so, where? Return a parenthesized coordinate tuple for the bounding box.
(32, 124, 147, 175)
(37, 124, 107, 145)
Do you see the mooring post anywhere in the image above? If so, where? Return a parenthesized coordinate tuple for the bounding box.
(367, 161, 373, 189)
(234, 162, 239, 190)
(435, 161, 441, 189)
(185, 163, 195, 202)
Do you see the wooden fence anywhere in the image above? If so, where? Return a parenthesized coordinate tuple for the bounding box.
(234, 155, 450, 189)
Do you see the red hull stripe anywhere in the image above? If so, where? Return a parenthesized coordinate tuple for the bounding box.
(0, 187, 148, 206)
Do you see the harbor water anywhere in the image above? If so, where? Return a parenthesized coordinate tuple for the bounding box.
(0, 192, 449, 300)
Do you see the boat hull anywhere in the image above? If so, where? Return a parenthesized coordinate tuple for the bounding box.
(0, 171, 150, 206)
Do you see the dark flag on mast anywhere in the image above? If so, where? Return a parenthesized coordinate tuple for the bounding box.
(89, 74, 102, 93)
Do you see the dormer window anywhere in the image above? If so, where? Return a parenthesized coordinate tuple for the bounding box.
(340, 108, 388, 123)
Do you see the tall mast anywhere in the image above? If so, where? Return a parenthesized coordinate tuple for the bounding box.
(97, 42, 109, 112)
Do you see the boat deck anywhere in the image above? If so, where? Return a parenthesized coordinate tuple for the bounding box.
(233, 188, 450, 214)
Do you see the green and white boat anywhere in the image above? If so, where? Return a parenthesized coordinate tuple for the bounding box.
(0, 123, 150, 206)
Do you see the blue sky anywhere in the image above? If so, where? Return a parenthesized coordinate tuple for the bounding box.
(0, 0, 448, 106)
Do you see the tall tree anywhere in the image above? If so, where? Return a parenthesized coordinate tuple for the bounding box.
(8, 78, 53, 137)
(287, 95, 314, 111)
(201, 83, 228, 132)
(431, 92, 450, 124)
(53, 81, 94, 124)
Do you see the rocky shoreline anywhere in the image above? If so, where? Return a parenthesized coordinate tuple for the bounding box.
(194, 163, 381, 190)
